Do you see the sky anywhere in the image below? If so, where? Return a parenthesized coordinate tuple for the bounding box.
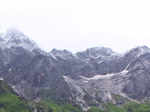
(0, 0, 150, 53)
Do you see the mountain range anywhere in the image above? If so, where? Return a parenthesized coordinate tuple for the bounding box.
(0, 29, 150, 111)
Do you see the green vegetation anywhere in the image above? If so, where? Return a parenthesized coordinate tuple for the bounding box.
(36, 101, 150, 112)
(105, 103, 126, 112)
(123, 102, 150, 112)
(0, 93, 31, 112)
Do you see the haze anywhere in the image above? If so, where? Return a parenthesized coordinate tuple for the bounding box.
(0, 0, 150, 53)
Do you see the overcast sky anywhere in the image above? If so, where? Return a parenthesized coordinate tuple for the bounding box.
(0, 0, 150, 53)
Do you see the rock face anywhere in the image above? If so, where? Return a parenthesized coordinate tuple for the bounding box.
(0, 29, 150, 110)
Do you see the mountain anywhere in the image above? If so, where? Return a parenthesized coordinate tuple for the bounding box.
(0, 29, 150, 111)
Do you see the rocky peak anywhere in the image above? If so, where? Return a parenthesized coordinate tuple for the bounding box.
(50, 49, 74, 60)
(0, 28, 39, 51)
(76, 47, 115, 59)
(125, 46, 150, 58)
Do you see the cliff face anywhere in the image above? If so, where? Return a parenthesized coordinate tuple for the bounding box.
(0, 29, 150, 110)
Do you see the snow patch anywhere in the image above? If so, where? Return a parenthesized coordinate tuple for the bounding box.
(80, 74, 115, 80)
(120, 69, 128, 74)
(80, 69, 128, 81)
